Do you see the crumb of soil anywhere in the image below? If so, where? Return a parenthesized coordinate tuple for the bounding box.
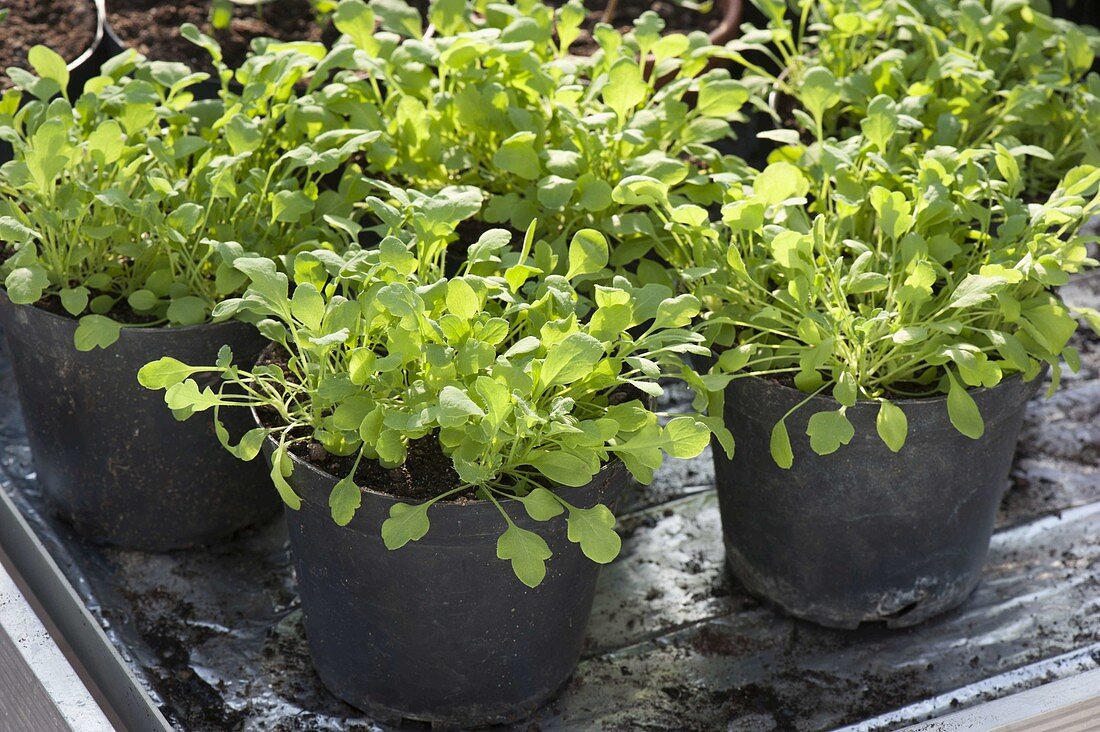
(0, 0, 98, 90)
(107, 0, 325, 75)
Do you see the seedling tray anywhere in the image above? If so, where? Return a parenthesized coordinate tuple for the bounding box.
(0, 271, 1097, 731)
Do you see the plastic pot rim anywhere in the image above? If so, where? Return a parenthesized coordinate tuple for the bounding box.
(725, 369, 1042, 411)
(68, 0, 107, 73)
(0, 288, 252, 337)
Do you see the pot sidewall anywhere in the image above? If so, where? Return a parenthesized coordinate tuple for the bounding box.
(262, 435, 628, 726)
(0, 292, 279, 550)
(712, 373, 1042, 629)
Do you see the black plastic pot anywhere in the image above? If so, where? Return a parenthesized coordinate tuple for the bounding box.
(264, 435, 629, 726)
(0, 292, 279, 551)
(712, 374, 1042, 629)
(69, 0, 110, 96)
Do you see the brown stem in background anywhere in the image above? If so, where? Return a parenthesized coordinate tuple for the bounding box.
(601, 0, 621, 25)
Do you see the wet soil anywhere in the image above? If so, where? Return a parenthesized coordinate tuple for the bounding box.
(107, 0, 324, 75)
(119, 588, 247, 730)
(549, 0, 728, 55)
(0, 0, 98, 89)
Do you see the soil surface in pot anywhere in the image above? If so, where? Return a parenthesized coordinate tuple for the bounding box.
(0, 251, 160, 324)
(548, 0, 725, 56)
(107, 0, 324, 75)
(31, 292, 160, 324)
(0, 0, 98, 89)
(254, 347, 473, 503)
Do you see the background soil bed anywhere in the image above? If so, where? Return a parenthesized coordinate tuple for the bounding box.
(0, 0, 98, 87)
(106, 0, 324, 75)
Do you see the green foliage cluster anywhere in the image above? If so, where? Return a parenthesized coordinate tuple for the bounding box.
(140, 220, 711, 586)
(653, 0, 1100, 467)
(209, 0, 337, 31)
(738, 0, 1100, 198)
(669, 149, 1100, 463)
(319, 0, 753, 267)
(0, 36, 372, 349)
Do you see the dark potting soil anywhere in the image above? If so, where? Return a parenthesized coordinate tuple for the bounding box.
(548, 0, 726, 56)
(0, 0, 98, 89)
(33, 292, 161, 325)
(254, 346, 474, 504)
(107, 0, 325, 75)
(0, 250, 161, 325)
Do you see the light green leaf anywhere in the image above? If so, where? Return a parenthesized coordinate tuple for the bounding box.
(270, 446, 302, 510)
(519, 487, 564, 521)
(539, 332, 605, 388)
(753, 162, 809, 206)
(528, 451, 595, 487)
(806, 409, 854, 456)
(166, 296, 208, 326)
(446, 278, 480, 319)
(5, 265, 49, 305)
(0, 217, 39, 243)
(291, 283, 325, 329)
(577, 174, 613, 212)
(496, 524, 552, 588)
(832, 372, 858, 407)
(876, 400, 908, 453)
(88, 121, 124, 164)
(800, 67, 841, 121)
(28, 45, 69, 94)
(537, 175, 576, 210)
(947, 372, 984, 439)
(272, 190, 314, 223)
(381, 502, 431, 549)
(652, 294, 701, 330)
(770, 420, 794, 469)
(565, 229, 608, 280)
(164, 379, 221, 411)
(948, 275, 1005, 309)
(329, 474, 362, 526)
(371, 0, 422, 38)
(137, 357, 201, 389)
(603, 58, 647, 121)
(334, 0, 376, 49)
(567, 504, 621, 564)
(696, 79, 750, 118)
(74, 315, 122, 351)
(60, 287, 89, 316)
(439, 385, 485, 421)
(127, 289, 158, 312)
(493, 131, 540, 180)
(663, 416, 710, 459)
